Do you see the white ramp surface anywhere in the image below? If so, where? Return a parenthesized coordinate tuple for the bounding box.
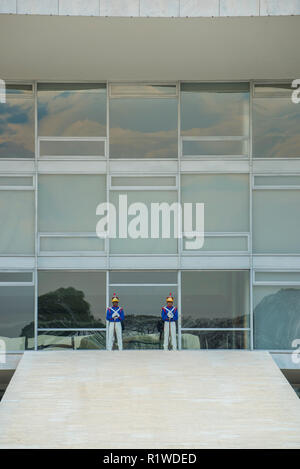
(0, 350, 299, 449)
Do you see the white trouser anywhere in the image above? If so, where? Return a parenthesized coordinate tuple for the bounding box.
(163, 321, 177, 350)
(107, 321, 123, 351)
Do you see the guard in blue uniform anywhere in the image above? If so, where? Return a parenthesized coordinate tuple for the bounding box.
(106, 293, 124, 351)
(161, 293, 178, 350)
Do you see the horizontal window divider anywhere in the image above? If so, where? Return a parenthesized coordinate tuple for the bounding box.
(108, 158, 178, 161)
(37, 328, 106, 332)
(181, 328, 250, 331)
(181, 155, 249, 160)
(252, 157, 300, 160)
(253, 281, 300, 286)
(181, 252, 250, 257)
(108, 254, 179, 257)
(38, 156, 107, 161)
(0, 186, 34, 191)
(109, 283, 178, 287)
(39, 233, 99, 237)
(39, 252, 107, 257)
(181, 136, 248, 141)
(110, 186, 178, 191)
(0, 282, 34, 286)
(253, 186, 300, 190)
(183, 232, 249, 237)
(38, 137, 107, 142)
(253, 253, 300, 256)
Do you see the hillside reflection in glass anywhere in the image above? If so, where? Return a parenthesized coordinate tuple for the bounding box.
(37, 271, 106, 350)
(254, 286, 300, 349)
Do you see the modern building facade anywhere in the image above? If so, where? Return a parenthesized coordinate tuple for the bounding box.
(0, 2, 299, 386)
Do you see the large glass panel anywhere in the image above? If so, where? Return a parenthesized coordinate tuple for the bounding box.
(254, 285, 300, 349)
(108, 284, 177, 350)
(182, 271, 250, 328)
(109, 190, 178, 254)
(0, 85, 34, 158)
(0, 190, 35, 254)
(0, 286, 34, 351)
(38, 174, 106, 233)
(38, 271, 106, 329)
(109, 97, 178, 158)
(182, 330, 250, 350)
(36, 330, 106, 350)
(181, 174, 249, 233)
(253, 97, 300, 157)
(37, 83, 106, 137)
(253, 190, 300, 253)
(181, 83, 249, 137)
(39, 140, 105, 157)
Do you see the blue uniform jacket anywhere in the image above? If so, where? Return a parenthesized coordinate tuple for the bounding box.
(106, 306, 125, 322)
(161, 306, 178, 322)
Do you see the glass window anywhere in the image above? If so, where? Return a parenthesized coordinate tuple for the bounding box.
(110, 84, 177, 97)
(37, 83, 106, 137)
(0, 84, 34, 158)
(254, 175, 300, 187)
(109, 96, 178, 158)
(38, 174, 106, 233)
(37, 331, 106, 350)
(39, 140, 105, 158)
(181, 83, 249, 137)
(111, 176, 176, 187)
(254, 285, 300, 349)
(181, 174, 249, 233)
(253, 190, 300, 253)
(110, 272, 177, 349)
(109, 190, 178, 254)
(0, 272, 33, 282)
(183, 235, 248, 252)
(182, 271, 250, 328)
(0, 286, 34, 351)
(253, 96, 300, 157)
(0, 190, 35, 254)
(182, 139, 247, 157)
(0, 176, 33, 187)
(110, 271, 177, 284)
(254, 83, 291, 97)
(40, 236, 104, 253)
(255, 271, 300, 283)
(38, 271, 106, 329)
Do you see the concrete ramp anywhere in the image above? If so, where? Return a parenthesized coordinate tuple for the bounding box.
(0, 350, 299, 448)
